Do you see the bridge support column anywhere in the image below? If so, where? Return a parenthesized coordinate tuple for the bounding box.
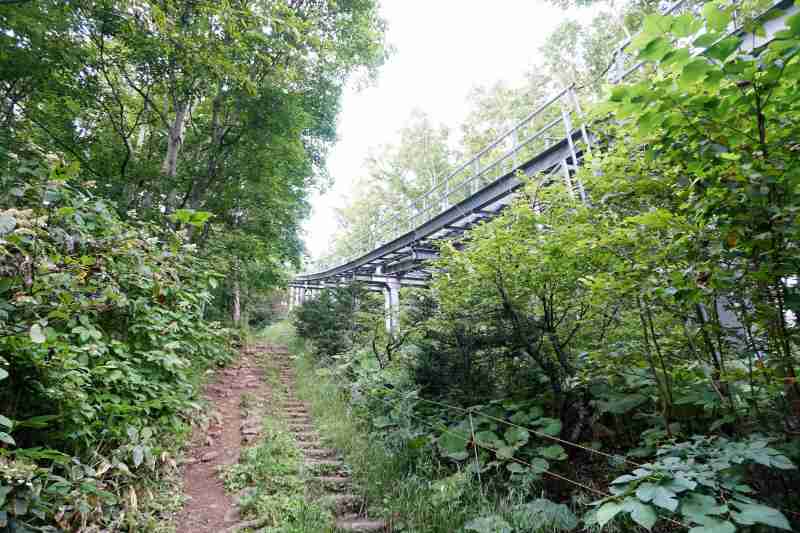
(288, 287, 295, 310)
(383, 277, 401, 337)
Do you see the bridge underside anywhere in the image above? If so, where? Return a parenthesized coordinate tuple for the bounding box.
(287, 130, 588, 335)
(290, 129, 587, 292)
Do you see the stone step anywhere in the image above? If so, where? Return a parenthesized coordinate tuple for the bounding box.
(312, 475, 351, 491)
(305, 459, 343, 469)
(288, 424, 314, 433)
(325, 493, 361, 514)
(303, 447, 337, 459)
(295, 431, 320, 442)
(335, 515, 387, 532)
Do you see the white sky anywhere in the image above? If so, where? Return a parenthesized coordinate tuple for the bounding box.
(302, 1, 594, 260)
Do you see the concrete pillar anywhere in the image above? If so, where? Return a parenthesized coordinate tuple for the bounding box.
(383, 277, 401, 337)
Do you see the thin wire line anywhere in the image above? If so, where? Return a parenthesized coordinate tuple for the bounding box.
(371, 391, 694, 531)
(410, 395, 638, 468)
(373, 386, 800, 519)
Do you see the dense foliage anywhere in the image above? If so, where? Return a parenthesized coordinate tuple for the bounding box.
(0, 149, 232, 530)
(2, 0, 387, 323)
(0, 0, 387, 529)
(295, 3, 800, 532)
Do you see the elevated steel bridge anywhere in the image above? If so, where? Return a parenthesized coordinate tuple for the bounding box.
(289, 0, 797, 333)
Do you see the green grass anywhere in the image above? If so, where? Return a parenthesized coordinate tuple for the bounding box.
(258, 319, 298, 347)
(281, 319, 596, 533)
(287, 333, 498, 532)
(221, 345, 337, 533)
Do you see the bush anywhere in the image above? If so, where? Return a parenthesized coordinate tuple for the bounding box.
(0, 152, 233, 530)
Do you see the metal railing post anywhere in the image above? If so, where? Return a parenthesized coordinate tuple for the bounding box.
(560, 159, 576, 199)
(568, 86, 592, 154)
(561, 105, 588, 205)
(511, 129, 519, 170)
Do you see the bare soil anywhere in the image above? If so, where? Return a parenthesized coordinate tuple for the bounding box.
(173, 343, 387, 532)
(174, 349, 265, 533)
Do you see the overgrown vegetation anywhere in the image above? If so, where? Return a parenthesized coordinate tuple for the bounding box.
(0, 151, 232, 530)
(293, 3, 800, 532)
(222, 325, 336, 532)
(0, 0, 386, 529)
(223, 416, 334, 532)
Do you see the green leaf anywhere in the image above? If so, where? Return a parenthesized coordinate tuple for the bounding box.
(475, 430, 503, 448)
(681, 493, 726, 524)
(438, 429, 469, 461)
(514, 499, 578, 531)
(786, 13, 800, 35)
(529, 457, 549, 474)
(694, 32, 722, 48)
(596, 501, 624, 527)
(506, 462, 527, 474)
(0, 368, 7, 381)
(623, 498, 658, 531)
(767, 454, 795, 470)
(672, 14, 702, 38)
(681, 60, 712, 85)
(642, 14, 672, 37)
(538, 418, 562, 436)
(639, 37, 672, 62)
(29, 324, 46, 344)
(0, 415, 12, 428)
(0, 432, 15, 446)
(703, 3, 731, 32)
(706, 37, 742, 62)
(15, 414, 58, 429)
(464, 515, 512, 533)
(509, 410, 530, 424)
(730, 502, 791, 530)
(504, 426, 529, 447)
(538, 444, 567, 460)
(689, 517, 736, 533)
(496, 445, 515, 460)
(635, 483, 678, 512)
(610, 86, 629, 103)
(0, 214, 15, 235)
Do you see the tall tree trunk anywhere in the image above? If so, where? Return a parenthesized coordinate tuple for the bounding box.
(161, 98, 189, 179)
(232, 277, 241, 325)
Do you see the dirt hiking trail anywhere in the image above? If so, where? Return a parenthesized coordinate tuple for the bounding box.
(174, 343, 387, 532)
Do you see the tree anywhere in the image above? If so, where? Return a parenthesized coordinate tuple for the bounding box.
(1, 0, 389, 322)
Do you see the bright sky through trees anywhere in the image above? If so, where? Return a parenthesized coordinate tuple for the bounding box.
(303, 1, 596, 260)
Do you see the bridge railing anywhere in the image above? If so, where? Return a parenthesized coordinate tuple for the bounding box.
(304, 0, 774, 275)
(308, 85, 592, 272)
